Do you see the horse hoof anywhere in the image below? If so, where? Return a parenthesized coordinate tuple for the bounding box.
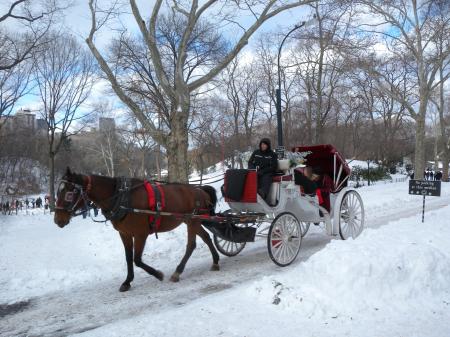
(170, 273, 180, 282)
(210, 264, 220, 271)
(119, 283, 131, 292)
(156, 271, 164, 281)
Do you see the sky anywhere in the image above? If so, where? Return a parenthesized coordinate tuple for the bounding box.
(5, 0, 313, 115)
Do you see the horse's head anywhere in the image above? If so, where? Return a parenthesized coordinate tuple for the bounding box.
(54, 167, 90, 228)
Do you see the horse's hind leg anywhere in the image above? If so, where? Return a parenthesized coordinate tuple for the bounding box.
(197, 226, 220, 271)
(119, 232, 134, 292)
(170, 222, 197, 282)
(133, 234, 164, 281)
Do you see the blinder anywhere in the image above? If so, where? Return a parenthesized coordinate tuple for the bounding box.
(55, 179, 89, 216)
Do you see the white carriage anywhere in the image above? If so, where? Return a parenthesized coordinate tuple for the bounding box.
(212, 144, 365, 266)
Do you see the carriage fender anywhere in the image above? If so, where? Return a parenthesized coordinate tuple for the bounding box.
(331, 187, 357, 236)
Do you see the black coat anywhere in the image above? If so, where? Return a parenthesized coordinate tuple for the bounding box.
(248, 149, 278, 175)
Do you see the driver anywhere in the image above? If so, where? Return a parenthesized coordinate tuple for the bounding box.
(248, 138, 278, 200)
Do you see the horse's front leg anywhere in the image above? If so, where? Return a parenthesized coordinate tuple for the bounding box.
(119, 232, 134, 292)
(133, 234, 164, 281)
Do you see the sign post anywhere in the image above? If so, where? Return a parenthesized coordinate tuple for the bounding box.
(408, 180, 441, 223)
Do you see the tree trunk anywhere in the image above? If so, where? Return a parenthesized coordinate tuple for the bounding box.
(49, 153, 56, 211)
(155, 143, 162, 180)
(238, 157, 243, 169)
(306, 95, 313, 144)
(413, 107, 426, 180)
(442, 150, 449, 182)
(166, 106, 189, 183)
(434, 134, 439, 171)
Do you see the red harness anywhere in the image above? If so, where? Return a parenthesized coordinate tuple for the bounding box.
(143, 180, 165, 234)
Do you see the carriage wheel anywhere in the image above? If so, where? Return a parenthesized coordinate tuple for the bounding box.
(267, 212, 302, 267)
(213, 235, 246, 257)
(300, 221, 310, 237)
(338, 190, 365, 240)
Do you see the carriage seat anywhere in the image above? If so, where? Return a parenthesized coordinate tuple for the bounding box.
(223, 169, 257, 203)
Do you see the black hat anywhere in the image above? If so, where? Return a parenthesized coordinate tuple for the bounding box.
(259, 138, 271, 150)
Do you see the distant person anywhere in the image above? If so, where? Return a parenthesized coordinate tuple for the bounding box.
(82, 205, 88, 219)
(248, 138, 278, 200)
(435, 171, 442, 181)
(91, 202, 99, 217)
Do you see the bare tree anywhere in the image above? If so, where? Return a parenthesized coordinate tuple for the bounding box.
(430, 0, 450, 181)
(0, 59, 32, 131)
(119, 116, 158, 179)
(190, 98, 221, 181)
(254, 37, 278, 137)
(0, 0, 64, 71)
(0, 0, 67, 130)
(86, 0, 317, 183)
(35, 32, 96, 209)
(223, 58, 262, 153)
(355, 0, 450, 179)
(291, 1, 356, 144)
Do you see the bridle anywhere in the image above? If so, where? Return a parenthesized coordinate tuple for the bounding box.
(55, 176, 92, 217)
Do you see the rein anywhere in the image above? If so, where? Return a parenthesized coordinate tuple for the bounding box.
(151, 176, 225, 186)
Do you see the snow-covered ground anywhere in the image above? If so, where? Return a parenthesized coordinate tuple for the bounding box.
(1, 180, 450, 337)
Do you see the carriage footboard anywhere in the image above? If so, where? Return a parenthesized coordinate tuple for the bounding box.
(202, 221, 256, 243)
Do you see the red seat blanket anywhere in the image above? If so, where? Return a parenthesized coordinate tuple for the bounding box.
(272, 175, 293, 182)
(143, 180, 165, 234)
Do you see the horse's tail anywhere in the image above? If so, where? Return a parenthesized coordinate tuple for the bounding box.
(199, 185, 217, 215)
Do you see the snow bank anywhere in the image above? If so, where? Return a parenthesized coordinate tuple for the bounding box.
(250, 215, 450, 318)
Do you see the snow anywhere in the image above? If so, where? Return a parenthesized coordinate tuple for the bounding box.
(346, 159, 378, 169)
(1, 180, 450, 336)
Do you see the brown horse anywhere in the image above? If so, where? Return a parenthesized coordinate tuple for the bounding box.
(54, 167, 220, 292)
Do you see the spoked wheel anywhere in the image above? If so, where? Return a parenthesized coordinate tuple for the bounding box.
(213, 235, 246, 257)
(338, 190, 365, 240)
(268, 212, 302, 267)
(300, 221, 310, 237)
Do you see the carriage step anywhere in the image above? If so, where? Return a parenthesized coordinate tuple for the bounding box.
(202, 221, 256, 243)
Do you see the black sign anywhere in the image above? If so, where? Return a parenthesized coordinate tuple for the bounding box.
(409, 180, 441, 197)
(275, 146, 285, 159)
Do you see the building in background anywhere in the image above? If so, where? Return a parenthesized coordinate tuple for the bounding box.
(99, 117, 116, 133)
